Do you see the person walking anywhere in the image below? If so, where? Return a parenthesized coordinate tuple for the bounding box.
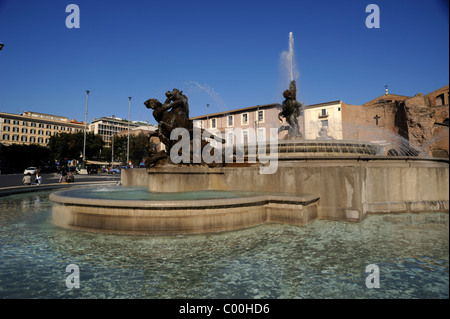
(22, 173, 32, 185)
(59, 167, 67, 183)
(35, 173, 42, 185)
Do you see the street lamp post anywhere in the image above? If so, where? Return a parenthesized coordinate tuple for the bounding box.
(206, 104, 209, 129)
(127, 97, 131, 167)
(82, 90, 90, 169)
(111, 119, 114, 169)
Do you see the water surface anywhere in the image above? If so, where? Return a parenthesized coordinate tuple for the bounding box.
(0, 189, 448, 298)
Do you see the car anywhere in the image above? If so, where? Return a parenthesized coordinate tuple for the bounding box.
(23, 167, 37, 175)
(108, 168, 121, 174)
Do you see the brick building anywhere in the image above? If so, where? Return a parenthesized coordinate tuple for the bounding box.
(342, 84, 449, 157)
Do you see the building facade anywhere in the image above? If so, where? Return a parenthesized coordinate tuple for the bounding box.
(190, 103, 285, 146)
(0, 111, 85, 147)
(89, 116, 141, 147)
(303, 100, 343, 140)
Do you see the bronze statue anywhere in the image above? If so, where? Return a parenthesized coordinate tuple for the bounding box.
(145, 89, 191, 149)
(144, 88, 224, 167)
(278, 80, 303, 138)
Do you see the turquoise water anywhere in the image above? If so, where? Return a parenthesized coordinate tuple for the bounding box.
(0, 189, 448, 298)
(55, 187, 276, 201)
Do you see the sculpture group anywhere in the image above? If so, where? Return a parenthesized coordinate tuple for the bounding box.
(278, 80, 303, 138)
(144, 88, 225, 167)
(143, 81, 303, 167)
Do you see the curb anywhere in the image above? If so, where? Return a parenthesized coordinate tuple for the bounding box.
(0, 181, 119, 197)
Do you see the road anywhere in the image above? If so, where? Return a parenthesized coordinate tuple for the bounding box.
(0, 172, 121, 188)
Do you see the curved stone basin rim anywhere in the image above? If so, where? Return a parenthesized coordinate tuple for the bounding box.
(49, 188, 320, 234)
(49, 189, 319, 209)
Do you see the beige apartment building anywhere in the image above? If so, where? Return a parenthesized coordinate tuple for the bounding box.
(190, 103, 286, 146)
(0, 111, 85, 147)
(190, 101, 345, 144)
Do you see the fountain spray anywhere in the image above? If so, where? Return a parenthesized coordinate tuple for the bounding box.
(289, 32, 294, 82)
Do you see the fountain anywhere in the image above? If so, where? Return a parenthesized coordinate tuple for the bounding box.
(49, 84, 449, 234)
(1, 32, 448, 299)
(49, 32, 448, 235)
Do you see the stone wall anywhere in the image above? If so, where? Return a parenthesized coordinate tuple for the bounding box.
(122, 158, 449, 223)
(342, 95, 449, 156)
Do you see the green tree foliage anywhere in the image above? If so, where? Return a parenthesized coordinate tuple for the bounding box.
(103, 133, 153, 166)
(47, 131, 105, 163)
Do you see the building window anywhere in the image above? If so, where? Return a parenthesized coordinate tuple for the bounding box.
(54, 125, 58, 130)
(13, 127, 19, 132)
(46, 131, 51, 136)
(242, 113, 249, 125)
(45, 138, 50, 144)
(4, 119, 10, 124)
(3, 126, 10, 131)
(30, 137, 36, 143)
(257, 110, 264, 123)
(38, 123, 44, 128)
(22, 121, 28, 126)
(2, 134, 9, 140)
(322, 120, 328, 127)
(38, 137, 43, 143)
(13, 120, 19, 125)
(257, 128, 265, 141)
(30, 122, 36, 127)
(227, 132, 234, 146)
(319, 109, 329, 119)
(211, 118, 216, 129)
(22, 128, 28, 133)
(242, 130, 248, 145)
(30, 129, 36, 134)
(46, 124, 51, 129)
(38, 130, 44, 135)
(21, 136, 27, 142)
(12, 135, 19, 141)
(227, 115, 233, 127)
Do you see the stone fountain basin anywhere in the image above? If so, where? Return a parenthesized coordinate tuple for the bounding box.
(50, 187, 319, 235)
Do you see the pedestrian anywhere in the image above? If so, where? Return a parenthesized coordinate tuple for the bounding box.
(59, 167, 67, 183)
(22, 173, 32, 185)
(35, 173, 42, 185)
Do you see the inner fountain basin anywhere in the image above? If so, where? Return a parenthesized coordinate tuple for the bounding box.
(51, 154, 449, 235)
(50, 187, 320, 235)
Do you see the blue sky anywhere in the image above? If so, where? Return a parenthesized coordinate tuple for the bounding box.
(0, 0, 448, 125)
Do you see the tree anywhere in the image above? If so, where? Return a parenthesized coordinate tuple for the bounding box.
(102, 133, 153, 166)
(1, 144, 50, 172)
(48, 131, 105, 164)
